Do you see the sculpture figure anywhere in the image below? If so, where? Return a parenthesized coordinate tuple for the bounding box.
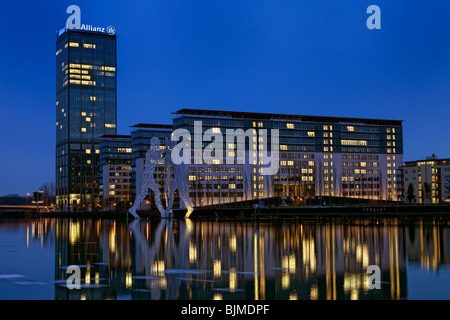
(129, 137, 194, 219)
(164, 141, 194, 218)
(129, 137, 165, 219)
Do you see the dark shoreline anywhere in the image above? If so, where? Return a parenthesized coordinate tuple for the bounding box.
(1, 204, 449, 221)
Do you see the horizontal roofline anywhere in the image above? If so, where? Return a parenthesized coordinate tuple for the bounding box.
(98, 134, 131, 139)
(130, 123, 173, 129)
(172, 108, 404, 126)
(403, 158, 450, 165)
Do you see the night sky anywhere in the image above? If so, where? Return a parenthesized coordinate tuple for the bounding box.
(1, 0, 449, 196)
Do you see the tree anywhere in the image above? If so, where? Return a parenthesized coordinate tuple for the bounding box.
(39, 182, 55, 206)
(423, 182, 432, 203)
(446, 177, 450, 201)
(407, 183, 415, 204)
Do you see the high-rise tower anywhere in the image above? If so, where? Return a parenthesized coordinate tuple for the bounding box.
(56, 26, 117, 211)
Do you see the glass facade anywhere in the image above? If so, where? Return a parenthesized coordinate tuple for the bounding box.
(99, 135, 132, 207)
(56, 29, 117, 210)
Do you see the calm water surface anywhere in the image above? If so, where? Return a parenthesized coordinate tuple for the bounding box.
(0, 217, 449, 300)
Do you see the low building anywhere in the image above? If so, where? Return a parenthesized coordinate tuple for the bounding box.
(171, 108, 404, 206)
(400, 155, 450, 204)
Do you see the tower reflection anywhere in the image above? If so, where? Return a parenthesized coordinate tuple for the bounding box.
(51, 217, 450, 300)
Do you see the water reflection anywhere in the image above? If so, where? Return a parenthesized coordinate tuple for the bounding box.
(1, 217, 449, 300)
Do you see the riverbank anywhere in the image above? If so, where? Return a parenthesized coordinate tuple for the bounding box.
(1, 204, 449, 220)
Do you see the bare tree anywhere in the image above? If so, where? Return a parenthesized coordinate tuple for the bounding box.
(423, 182, 432, 204)
(39, 182, 55, 206)
(317, 159, 324, 197)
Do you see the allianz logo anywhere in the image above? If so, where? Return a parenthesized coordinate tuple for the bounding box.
(59, 5, 116, 37)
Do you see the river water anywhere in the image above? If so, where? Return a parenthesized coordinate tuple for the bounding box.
(0, 217, 449, 300)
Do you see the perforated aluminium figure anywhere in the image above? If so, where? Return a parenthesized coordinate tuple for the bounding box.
(129, 137, 165, 219)
(164, 141, 194, 218)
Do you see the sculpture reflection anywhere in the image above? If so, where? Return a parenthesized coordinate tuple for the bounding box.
(49, 217, 450, 300)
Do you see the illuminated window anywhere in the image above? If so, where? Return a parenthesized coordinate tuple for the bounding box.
(90, 96, 96, 101)
(103, 66, 116, 71)
(105, 124, 116, 128)
(81, 128, 86, 132)
(323, 125, 328, 130)
(347, 126, 354, 132)
(70, 69, 81, 74)
(280, 145, 288, 151)
(85, 117, 91, 122)
(83, 43, 96, 49)
(85, 149, 91, 154)
(69, 42, 79, 47)
(69, 79, 81, 84)
(258, 122, 263, 128)
(308, 131, 315, 137)
(70, 64, 81, 68)
(287, 123, 294, 129)
(212, 127, 221, 133)
(82, 75, 91, 80)
(341, 140, 368, 146)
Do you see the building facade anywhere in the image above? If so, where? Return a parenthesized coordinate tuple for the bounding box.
(55, 27, 117, 211)
(99, 135, 132, 209)
(400, 155, 450, 204)
(170, 109, 404, 207)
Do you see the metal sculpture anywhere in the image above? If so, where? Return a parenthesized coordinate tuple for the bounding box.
(164, 141, 194, 218)
(129, 137, 193, 219)
(128, 137, 166, 219)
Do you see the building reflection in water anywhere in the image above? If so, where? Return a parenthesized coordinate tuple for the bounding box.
(47, 217, 450, 300)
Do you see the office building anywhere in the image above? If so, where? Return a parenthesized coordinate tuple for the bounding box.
(99, 135, 132, 209)
(400, 155, 450, 203)
(55, 26, 117, 211)
(170, 109, 404, 206)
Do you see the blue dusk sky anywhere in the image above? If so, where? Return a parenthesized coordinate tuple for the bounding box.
(0, 1, 449, 196)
